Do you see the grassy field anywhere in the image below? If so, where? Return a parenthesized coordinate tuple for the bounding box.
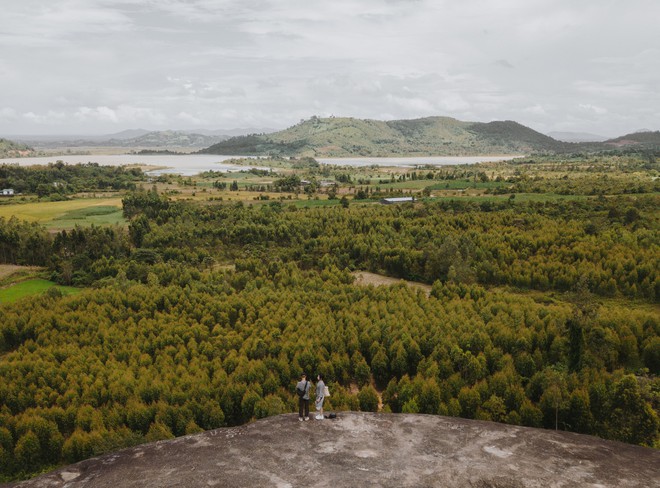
(0, 198, 125, 229)
(430, 192, 592, 203)
(0, 278, 80, 304)
(0, 265, 42, 286)
(45, 205, 125, 230)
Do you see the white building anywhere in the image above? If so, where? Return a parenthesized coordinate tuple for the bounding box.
(380, 196, 414, 204)
(1, 189, 14, 196)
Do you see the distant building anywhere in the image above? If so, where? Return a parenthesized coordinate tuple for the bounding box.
(1, 189, 14, 196)
(380, 196, 414, 204)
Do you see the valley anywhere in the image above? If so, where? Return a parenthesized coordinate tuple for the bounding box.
(0, 133, 658, 483)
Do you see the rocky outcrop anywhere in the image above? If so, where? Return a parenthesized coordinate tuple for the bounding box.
(4, 413, 659, 487)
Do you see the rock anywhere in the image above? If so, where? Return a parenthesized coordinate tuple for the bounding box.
(3, 413, 658, 488)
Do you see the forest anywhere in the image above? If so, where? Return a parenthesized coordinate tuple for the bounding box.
(0, 162, 143, 197)
(0, 154, 658, 481)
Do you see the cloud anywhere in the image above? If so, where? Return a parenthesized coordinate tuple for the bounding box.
(1, 0, 659, 136)
(0, 0, 133, 48)
(523, 105, 548, 115)
(177, 111, 204, 125)
(578, 104, 607, 115)
(573, 80, 646, 99)
(386, 94, 437, 114)
(74, 105, 167, 125)
(0, 108, 18, 121)
(23, 110, 67, 125)
(75, 106, 119, 123)
(494, 59, 514, 69)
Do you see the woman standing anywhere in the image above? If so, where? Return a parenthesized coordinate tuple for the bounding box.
(315, 374, 326, 420)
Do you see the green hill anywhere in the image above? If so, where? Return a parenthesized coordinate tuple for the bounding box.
(201, 116, 573, 157)
(468, 120, 567, 153)
(0, 138, 33, 158)
(605, 131, 660, 147)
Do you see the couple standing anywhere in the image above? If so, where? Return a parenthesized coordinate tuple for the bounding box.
(296, 372, 326, 421)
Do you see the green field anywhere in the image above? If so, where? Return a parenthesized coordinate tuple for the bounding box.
(0, 198, 125, 229)
(0, 279, 80, 304)
(45, 205, 125, 230)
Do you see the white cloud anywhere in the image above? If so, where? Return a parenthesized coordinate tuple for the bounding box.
(1, 0, 659, 135)
(524, 105, 548, 116)
(0, 108, 18, 121)
(578, 104, 608, 115)
(75, 106, 119, 123)
(387, 94, 437, 114)
(23, 110, 67, 125)
(74, 105, 167, 125)
(177, 111, 204, 125)
(573, 80, 646, 99)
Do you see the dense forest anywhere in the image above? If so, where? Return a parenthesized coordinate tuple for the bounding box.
(0, 157, 658, 481)
(0, 162, 143, 197)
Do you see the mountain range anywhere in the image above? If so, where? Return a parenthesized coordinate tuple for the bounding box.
(5, 127, 275, 150)
(3, 118, 659, 158)
(201, 116, 660, 157)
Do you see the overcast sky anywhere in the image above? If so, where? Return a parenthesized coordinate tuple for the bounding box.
(1, 0, 658, 136)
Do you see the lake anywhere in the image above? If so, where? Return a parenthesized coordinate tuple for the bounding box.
(317, 155, 520, 167)
(0, 154, 520, 176)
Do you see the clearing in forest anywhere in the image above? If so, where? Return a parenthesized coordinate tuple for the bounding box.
(352, 271, 432, 296)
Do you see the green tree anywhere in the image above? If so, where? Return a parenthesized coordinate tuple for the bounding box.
(609, 376, 659, 446)
(14, 431, 41, 470)
(357, 385, 379, 412)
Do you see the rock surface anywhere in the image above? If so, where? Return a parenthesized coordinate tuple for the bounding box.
(4, 413, 659, 488)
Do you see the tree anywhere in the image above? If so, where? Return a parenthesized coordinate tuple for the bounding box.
(14, 431, 41, 469)
(129, 215, 151, 247)
(567, 319, 585, 372)
(418, 378, 441, 414)
(565, 389, 593, 434)
(478, 394, 507, 422)
(357, 386, 379, 412)
(540, 380, 566, 430)
(458, 386, 481, 419)
(254, 395, 287, 419)
(609, 376, 659, 446)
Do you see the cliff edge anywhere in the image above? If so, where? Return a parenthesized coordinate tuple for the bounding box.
(4, 412, 659, 488)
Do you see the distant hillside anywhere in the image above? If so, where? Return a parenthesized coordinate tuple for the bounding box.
(117, 130, 229, 148)
(17, 131, 229, 149)
(468, 120, 567, 153)
(606, 130, 660, 147)
(201, 116, 573, 157)
(548, 131, 608, 142)
(0, 138, 33, 158)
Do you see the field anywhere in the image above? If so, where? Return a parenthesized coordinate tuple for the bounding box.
(0, 198, 124, 229)
(0, 278, 80, 303)
(0, 264, 39, 281)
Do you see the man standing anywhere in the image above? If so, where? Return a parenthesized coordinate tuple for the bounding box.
(296, 372, 311, 421)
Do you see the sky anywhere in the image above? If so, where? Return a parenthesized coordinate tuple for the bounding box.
(0, 0, 658, 137)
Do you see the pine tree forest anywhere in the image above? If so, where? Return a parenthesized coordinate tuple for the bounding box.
(0, 156, 658, 480)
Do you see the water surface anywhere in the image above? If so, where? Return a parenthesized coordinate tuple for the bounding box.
(0, 154, 520, 175)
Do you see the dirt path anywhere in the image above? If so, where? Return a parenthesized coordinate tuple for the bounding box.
(352, 271, 432, 296)
(0, 265, 40, 281)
